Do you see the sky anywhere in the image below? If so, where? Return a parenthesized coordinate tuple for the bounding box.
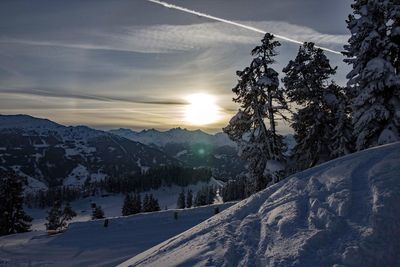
(0, 0, 352, 133)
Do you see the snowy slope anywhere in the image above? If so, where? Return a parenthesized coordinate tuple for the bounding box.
(121, 143, 400, 267)
(0, 203, 235, 267)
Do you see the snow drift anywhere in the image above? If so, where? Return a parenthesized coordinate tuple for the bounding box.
(121, 142, 400, 267)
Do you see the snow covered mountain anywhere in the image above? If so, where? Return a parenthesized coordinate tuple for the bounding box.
(110, 128, 244, 180)
(0, 114, 178, 189)
(122, 142, 400, 267)
(109, 128, 235, 147)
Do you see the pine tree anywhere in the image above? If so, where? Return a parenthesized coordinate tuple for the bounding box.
(122, 193, 142, 216)
(330, 87, 355, 157)
(344, 0, 400, 149)
(148, 194, 160, 212)
(194, 187, 206, 207)
(63, 202, 77, 222)
(0, 171, 32, 236)
(206, 186, 215, 205)
(142, 194, 150, 212)
(45, 201, 63, 231)
(221, 177, 247, 202)
(193, 186, 216, 206)
(186, 189, 193, 208)
(177, 189, 186, 209)
(122, 194, 133, 216)
(194, 191, 200, 207)
(132, 193, 142, 214)
(45, 201, 76, 231)
(282, 42, 338, 170)
(153, 197, 160, 212)
(142, 194, 160, 212)
(224, 33, 288, 193)
(92, 205, 105, 220)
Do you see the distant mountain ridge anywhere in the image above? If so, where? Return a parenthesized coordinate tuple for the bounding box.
(109, 127, 235, 147)
(109, 127, 244, 180)
(0, 114, 178, 190)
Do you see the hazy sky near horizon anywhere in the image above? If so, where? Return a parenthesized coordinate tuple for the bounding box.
(0, 0, 352, 133)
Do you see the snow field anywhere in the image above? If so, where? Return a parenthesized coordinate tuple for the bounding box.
(0, 202, 235, 267)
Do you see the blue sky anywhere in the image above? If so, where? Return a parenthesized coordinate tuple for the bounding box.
(0, 0, 352, 133)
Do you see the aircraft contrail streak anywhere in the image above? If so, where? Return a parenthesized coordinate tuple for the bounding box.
(146, 0, 342, 55)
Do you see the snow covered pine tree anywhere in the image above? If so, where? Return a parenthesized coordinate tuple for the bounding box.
(122, 193, 142, 216)
(282, 42, 344, 170)
(177, 189, 186, 209)
(122, 194, 133, 216)
(92, 205, 105, 220)
(142, 194, 150, 212)
(148, 194, 160, 212)
(224, 33, 288, 193)
(45, 201, 76, 232)
(330, 87, 355, 158)
(344, 0, 400, 149)
(132, 193, 142, 214)
(186, 189, 193, 208)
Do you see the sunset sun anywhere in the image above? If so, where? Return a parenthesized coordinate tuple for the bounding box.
(184, 93, 221, 125)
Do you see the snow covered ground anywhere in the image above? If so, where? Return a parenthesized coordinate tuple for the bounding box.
(27, 179, 224, 231)
(122, 142, 400, 267)
(0, 203, 235, 267)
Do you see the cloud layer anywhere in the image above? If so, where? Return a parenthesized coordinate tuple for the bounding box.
(0, 21, 348, 54)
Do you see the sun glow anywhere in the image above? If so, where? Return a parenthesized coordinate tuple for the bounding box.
(184, 93, 221, 125)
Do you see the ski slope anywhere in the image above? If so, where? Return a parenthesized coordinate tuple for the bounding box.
(27, 179, 224, 231)
(0, 203, 235, 267)
(122, 143, 400, 267)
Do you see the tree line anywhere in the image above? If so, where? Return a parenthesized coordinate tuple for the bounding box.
(122, 193, 161, 216)
(176, 186, 216, 209)
(99, 165, 211, 194)
(23, 165, 212, 208)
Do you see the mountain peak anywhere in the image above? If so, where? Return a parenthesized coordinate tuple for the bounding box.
(141, 128, 161, 133)
(0, 114, 62, 130)
(110, 126, 233, 147)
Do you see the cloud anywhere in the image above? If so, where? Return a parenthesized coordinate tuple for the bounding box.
(146, 0, 343, 54)
(0, 38, 144, 53)
(0, 87, 187, 105)
(0, 20, 348, 54)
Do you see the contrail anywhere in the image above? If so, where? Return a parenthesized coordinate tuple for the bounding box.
(146, 0, 342, 55)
